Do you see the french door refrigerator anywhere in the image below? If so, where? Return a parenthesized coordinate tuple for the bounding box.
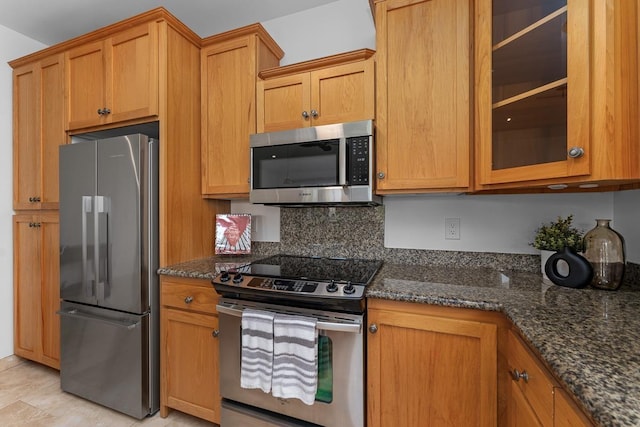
(58, 134, 159, 419)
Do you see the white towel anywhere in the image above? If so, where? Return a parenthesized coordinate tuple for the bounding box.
(241, 309, 274, 393)
(271, 313, 318, 405)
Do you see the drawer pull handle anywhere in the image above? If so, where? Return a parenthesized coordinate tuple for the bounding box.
(212, 330, 220, 338)
(184, 296, 194, 304)
(511, 369, 529, 383)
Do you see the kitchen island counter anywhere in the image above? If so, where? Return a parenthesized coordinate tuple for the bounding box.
(367, 263, 640, 427)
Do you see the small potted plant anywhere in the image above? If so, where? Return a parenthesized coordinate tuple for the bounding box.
(532, 215, 585, 280)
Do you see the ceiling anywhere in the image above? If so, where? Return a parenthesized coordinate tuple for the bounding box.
(0, 0, 343, 46)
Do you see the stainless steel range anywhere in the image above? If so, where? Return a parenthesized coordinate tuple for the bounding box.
(212, 254, 382, 427)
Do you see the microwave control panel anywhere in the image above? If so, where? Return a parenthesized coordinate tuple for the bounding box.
(347, 136, 370, 185)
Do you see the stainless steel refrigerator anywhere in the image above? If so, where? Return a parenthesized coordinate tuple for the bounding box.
(58, 134, 159, 419)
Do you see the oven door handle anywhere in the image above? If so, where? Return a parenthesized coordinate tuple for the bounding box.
(216, 304, 362, 334)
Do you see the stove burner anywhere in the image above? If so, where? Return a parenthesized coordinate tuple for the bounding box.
(212, 254, 382, 314)
(237, 254, 382, 285)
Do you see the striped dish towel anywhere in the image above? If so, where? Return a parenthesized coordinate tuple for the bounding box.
(241, 309, 274, 393)
(271, 313, 318, 405)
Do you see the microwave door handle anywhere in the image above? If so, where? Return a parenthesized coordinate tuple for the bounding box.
(338, 137, 347, 186)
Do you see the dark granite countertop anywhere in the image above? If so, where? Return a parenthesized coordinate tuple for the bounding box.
(368, 263, 640, 427)
(159, 257, 640, 427)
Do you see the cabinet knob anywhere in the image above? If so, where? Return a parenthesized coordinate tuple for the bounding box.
(212, 330, 220, 338)
(103, 108, 111, 115)
(368, 324, 378, 334)
(302, 110, 309, 119)
(29, 197, 34, 202)
(377, 172, 385, 179)
(97, 108, 103, 115)
(35, 196, 41, 202)
(511, 368, 529, 383)
(311, 109, 319, 119)
(567, 147, 584, 158)
(184, 296, 194, 304)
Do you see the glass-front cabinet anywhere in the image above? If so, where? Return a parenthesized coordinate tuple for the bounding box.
(476, 0, 591, 187)
(475, 0, 640, 190)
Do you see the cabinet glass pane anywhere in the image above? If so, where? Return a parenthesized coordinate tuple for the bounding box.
(491, 0, 569, 171)
(493, 10, 567, 103)
(492, 84, 567, 170)
(493, 0, 566, 44)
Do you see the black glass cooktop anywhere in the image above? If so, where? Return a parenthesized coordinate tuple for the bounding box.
(239, 254, 382, 286)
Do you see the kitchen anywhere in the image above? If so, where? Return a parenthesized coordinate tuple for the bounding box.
(1, 0, 640, 426)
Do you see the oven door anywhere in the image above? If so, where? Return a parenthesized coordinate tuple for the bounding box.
(216, 298, 364, 427)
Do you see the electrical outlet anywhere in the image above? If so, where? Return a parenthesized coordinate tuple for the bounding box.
(445, 218, 460, 240)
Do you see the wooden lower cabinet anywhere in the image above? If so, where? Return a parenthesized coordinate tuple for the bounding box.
(367, 299, 501, 427)
(160, 276, 220, 423)
(13, 213, 60, 369)
(507, 329, 594, 427)
(554, 388, 595, 427)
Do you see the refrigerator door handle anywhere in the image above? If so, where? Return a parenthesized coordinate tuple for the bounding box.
(57, 308, 140, 331)
(95, 196, 109, 302)
(81, 196, 94, 298)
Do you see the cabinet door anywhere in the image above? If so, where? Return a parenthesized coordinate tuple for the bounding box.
(13, 63, 40, 210)
(375, 0, 471, 193)
(475, 0, 590, 186)
(13, 55, 64, 210)
(554, 388, 594, 427)
(66, 40, 106, 129)
(257, 73, 311, 132)
(367, 305, 497, 427)
(202, 37, 257, 197)
(509, 381, 544, 427)
(161, 308, 220, 424)
(310, 59, 374, 126)
(107, 22, 159, 124)
(13, 214, 60, 369)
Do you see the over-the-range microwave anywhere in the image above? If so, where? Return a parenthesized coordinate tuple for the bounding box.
(249, 120, 381, 206)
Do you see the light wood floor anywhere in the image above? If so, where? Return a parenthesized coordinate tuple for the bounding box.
(0, 355, 215, 426)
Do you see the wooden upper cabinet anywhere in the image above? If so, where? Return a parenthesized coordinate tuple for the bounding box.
(367, 300, 498, 427)
(375, 0, 471, 194)
(12, 54, 65, 210)
(475, 0, 640, 190)
(66, 22, 159, 130)
(201, 25, 283, 198)
(13, 213, 60, 369)
(257, 49, 375, 133)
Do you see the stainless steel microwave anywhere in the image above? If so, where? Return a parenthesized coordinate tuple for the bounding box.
(249, 120, 381, 206)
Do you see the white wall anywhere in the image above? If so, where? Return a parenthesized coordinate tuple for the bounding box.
(262, 0, 375, 65)
(614, 189, 640, 263)
(0, 26, 47, 358)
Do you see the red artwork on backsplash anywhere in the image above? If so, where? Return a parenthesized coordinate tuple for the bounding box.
(215, 214, 252, 255)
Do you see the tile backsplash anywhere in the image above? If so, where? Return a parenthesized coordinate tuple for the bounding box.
(280, 206, 385, 259)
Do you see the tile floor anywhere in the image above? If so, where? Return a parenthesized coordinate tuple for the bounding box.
(0, 356, 215, 426)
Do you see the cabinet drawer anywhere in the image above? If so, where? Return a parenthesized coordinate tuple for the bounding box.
(508, 330, 556, 427)
(161, 278, 218, 313)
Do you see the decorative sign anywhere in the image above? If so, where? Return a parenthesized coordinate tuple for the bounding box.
(215, 214, 252, 255)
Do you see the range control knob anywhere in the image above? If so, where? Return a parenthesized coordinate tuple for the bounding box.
(343, 282, 356, 295)
(232, 273, 243, 284)
(219, 271, 230, 282)
(326, 281, 339, 293)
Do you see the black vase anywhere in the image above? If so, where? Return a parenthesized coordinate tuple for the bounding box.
(544, 246, 593, 289)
